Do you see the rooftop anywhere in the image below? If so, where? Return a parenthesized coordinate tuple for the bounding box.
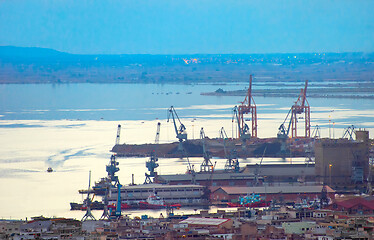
(180, 217, 231, 226)
(213, 185, 335, 195)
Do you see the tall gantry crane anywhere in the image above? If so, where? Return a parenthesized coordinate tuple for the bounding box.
(233, 106, 251, 141)
(238, 75, 257, 138)
(145, 122, 161, 184)
(167, 106, 187, 150)
(199, 128, 214, 172)
(220, 127, 239, 172)
(291, 80, 310, 138)
(278, 80, 310, 139)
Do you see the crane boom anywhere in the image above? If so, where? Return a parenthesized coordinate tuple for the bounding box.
(219, 127, 229, 159)
(277, 108, 293, 139)
(301, 80, 308, 107)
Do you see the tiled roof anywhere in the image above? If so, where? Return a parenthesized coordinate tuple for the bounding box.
(335, 197, 374, 210)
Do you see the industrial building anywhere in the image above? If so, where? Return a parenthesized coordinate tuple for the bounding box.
(242, 164, 316, 183)
(154, 171, 261, 186)
(211, 184, 335, 203)
(315, 130, 370, 186)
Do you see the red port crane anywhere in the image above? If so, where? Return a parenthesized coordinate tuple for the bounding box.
(291, 80, 310, 138)
(238, 75, 257, 138)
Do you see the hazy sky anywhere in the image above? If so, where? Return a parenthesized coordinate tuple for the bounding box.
(0, 0, 373, 54)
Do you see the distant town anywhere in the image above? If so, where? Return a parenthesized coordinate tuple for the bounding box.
(0, 46, 373, 85)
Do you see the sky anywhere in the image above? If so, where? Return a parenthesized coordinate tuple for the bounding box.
(0, 0, 373, 54)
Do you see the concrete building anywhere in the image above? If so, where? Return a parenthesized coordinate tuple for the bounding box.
(282, 221, 317, 235)
(315, 130, 370, 186)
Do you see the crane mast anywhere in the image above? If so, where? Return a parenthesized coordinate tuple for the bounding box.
(199, 128, 214, 172)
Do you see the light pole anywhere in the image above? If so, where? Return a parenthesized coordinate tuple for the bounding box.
(329, 164, 332, 186)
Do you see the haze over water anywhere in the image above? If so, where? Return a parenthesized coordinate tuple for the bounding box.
(0, 83, 373, 220)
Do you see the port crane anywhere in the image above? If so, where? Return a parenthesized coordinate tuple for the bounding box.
(167, 106, 195, 180)
(106, 155, 120, 187)
(237, 75, 258, 138)
(220, 127, 239, 172)
(144, 122, 161, 184)
(199, 128, 214, 172)
(277, 108, 293, 139)
(115, 124, 121, 145)
(278, 80, 310, 139)
(167, 106, 187, 151)
(254, 146, 266, 186)
(82, 171, 96, 221)
(232, 106, 251, 141)
(311, 125, 321, 139)
(342, 125, 355, 140)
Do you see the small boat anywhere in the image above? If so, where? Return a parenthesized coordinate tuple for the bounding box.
(47, 167, 53, 173)
(139, 194, 165, 209)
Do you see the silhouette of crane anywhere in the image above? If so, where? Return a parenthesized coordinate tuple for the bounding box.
(278, 80, 310, 139)
(199, 128, 214, 172)
(220, 127, 239, 172)
(167, 106, 187, 151)
(145, 122, 161, 184)
(81, 171, 96, 221)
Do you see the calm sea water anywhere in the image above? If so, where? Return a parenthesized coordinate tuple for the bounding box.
(0, 83, 373, 220)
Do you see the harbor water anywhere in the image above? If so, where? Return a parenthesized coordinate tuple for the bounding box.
(0, 83, 373, 220)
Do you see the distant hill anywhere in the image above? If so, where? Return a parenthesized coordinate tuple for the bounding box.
(0, 46, 69, 60)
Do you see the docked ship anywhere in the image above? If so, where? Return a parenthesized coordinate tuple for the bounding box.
(108, 183, 206, 207)
(74, 154, 208, 211)
(70, 200, 105, 211)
